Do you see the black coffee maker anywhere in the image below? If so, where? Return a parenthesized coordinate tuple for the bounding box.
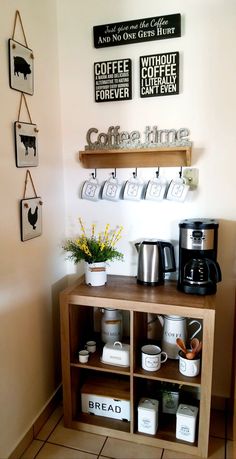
(178, 218, 222, 295)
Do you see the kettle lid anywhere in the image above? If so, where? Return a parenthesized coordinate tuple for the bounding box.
(140, 239, 160, 244)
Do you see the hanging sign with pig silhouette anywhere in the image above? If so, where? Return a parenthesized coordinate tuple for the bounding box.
(8, 39, 34, 95)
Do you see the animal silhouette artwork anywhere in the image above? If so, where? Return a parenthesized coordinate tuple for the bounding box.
(28, 206, 38, 230)
(14, 56, 31, 79)
(20, 135, 36, 156)
(20, 197, 42, 241)
(9, 39, 34, 95)
(14, 122, 38, 167)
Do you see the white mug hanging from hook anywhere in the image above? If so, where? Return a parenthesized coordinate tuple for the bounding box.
(123, 169, 143, 201)
(166, 167, 190, 202)
(145, 168, 168, 201)
(81, 169, 101, 201)
(102, 169, 122, 201)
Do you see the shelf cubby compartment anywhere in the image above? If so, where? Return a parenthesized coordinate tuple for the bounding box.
(133, 378, 200, 447)
(71, 371, 131, 434)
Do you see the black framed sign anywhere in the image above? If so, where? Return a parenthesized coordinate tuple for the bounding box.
(93, 14, 181, 48)
(140, 52, 179, 98)
(14, 121, 39, 167)
(94, 58, 132, 102)
(8, 39, 34, 95)
(20, 197, 42, 241)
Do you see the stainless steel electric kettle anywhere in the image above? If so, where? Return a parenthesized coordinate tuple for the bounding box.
(135, 240, 176, 286)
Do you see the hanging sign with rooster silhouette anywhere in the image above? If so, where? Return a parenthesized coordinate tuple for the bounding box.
(20, 170, 42, 241)
(20, 197, 42, 241)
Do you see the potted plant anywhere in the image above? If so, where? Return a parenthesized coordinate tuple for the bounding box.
(63, 218, 124, 286)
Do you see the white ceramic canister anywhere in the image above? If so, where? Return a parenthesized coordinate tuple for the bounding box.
(101, 308, 123, 343)
(138, 398, 159, 435)
(176, 404, 199, 443)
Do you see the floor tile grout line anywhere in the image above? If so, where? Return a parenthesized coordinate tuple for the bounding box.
(32, 439, 47, 459)
(35, 412, 64, 443)
(97, 435, 108, 458)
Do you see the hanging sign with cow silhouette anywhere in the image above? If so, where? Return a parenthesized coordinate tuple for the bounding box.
(8, 39, 34, 95)
(20, 197, 42, 241)
(14, 121, 38, 167)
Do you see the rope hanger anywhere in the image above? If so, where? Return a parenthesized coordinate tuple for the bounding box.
(23, 170, 43, 206)
(12, 10, 28, 47)
(17, 93, 32, 123)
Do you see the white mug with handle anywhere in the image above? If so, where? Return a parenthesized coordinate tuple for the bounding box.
(81, 174, 101, 201)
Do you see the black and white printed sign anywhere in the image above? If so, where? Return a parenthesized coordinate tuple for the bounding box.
(93, 14, 181, 48)
(140, 52, 179, 98)
(94, 58, 132, 102)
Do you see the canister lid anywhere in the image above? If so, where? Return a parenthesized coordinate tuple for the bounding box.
(138, 398, 159, 411)
(179, 218, 219, 229)
(177, 404, 198, 417)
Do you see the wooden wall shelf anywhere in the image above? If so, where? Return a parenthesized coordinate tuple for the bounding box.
(79, 146, 192, 169)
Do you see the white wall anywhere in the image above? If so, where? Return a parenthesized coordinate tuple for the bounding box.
(0, 1, 66, 457)
(58, 0, 236, 398)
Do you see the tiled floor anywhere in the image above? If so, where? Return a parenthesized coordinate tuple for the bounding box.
(20, 404, 234, 459)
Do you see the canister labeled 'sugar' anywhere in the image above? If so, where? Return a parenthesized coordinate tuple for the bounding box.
(101, 308, 123, 343)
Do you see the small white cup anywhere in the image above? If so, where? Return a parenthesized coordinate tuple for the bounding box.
(123, 175, 143, 201)
(85, 340, 96, 353)
(166, 178, 189, 202)
(141, 344, 168, 372)
(78, 349, 89, 363)
(81, 177, 101, 201)
(145, 177, 167, 201)
(178, 351, 200, 377)
(102, 176, 122, 201)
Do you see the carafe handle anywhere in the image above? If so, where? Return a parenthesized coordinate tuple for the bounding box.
(189, 320, 202, 340)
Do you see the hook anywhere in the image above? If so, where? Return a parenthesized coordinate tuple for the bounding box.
(91, 169, 97, 179)
(179, 167, 183, 179)
(133, 168, 137, 179)
(112, 168, 116, 179)
(156, 167, 160, 178)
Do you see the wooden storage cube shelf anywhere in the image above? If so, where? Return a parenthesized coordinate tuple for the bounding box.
(60, 275, 215, 458)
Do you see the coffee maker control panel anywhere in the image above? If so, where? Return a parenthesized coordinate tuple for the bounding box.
(180, 228, 215, 251)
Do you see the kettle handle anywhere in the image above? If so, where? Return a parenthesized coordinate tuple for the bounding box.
(160, 242, 176, 273)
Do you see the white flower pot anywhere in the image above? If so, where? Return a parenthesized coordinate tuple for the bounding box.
(84, 262, 107, 286)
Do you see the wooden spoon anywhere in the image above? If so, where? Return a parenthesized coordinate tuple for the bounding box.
(186, 340, 202, 359)
(190, 338, 200, 353)
(186, 351, 197, 360)
(176, 338, 187, 354)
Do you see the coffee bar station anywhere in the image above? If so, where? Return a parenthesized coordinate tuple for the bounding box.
(60, 218, 222, 458)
